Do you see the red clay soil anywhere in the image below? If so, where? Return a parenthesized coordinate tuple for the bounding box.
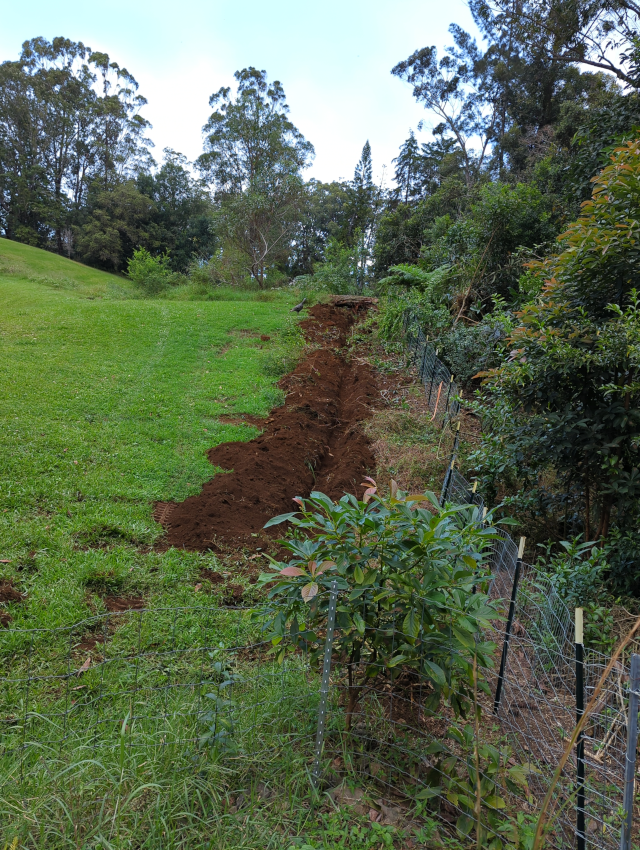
(0, 580, 24, 604)
(155, 303, 379, 551)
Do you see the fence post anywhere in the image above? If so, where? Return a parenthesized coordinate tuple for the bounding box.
(419, 337, 430, 381)
(468, 479, 478, 505)
(494, 536, 526, 713)
(442, 375, 455, 429)
(620, 652, 640, 850)
(311, 580, 339, 788)
(575, 608, 586, 850)
(427, 349, 439, 406)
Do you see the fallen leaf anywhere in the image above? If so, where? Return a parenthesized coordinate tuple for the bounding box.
(0, 560, 11, 564)
(194, 583, 203, 592)
(77, 657, 91, 675)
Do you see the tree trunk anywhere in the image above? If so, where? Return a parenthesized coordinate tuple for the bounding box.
(596, 495, 612, 541)
(345, 663, 359, 731)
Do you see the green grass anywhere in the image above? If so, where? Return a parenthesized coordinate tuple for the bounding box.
(0, 605, 441, 849)
(0, 238, 303, 636)
(0, 237, 139, 299)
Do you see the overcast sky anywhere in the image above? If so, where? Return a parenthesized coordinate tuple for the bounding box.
(1, 0, 479, 185)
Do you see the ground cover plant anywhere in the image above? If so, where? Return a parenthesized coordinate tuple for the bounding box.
(0, 238, 301, 639)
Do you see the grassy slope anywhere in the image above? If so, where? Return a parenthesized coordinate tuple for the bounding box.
(0, 238, 300, 632)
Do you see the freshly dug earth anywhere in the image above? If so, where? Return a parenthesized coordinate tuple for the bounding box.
(0, 579, 24, 627)
(156, 304, 379, 551)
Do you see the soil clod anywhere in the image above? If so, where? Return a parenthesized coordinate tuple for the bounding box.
(0, 580, 24, 604)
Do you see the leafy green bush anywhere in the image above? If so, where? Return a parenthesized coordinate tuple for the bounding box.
(534, 538, 614, 651)
(127, 248, 182, 294)
(422, 181, 557, 303)
(377, 265, 452, 343)
(419, 724, 533, 848)
(258, 481, 500, 724)
(536, 538, 608, 606)
(604, 527, 640, 596)
(436, 323, 504, 386)
(296, 239, 365, 295)
(478, 141, 640, 543)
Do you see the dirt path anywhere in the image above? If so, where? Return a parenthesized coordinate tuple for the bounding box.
(154, 303, 379, 551)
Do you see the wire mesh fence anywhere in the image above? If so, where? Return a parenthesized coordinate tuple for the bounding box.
(397, 311, 640, 848)
(403, 309, 461, 428)
(315, 585, 638, 850)
(0, 603, 325, 841)
(1, 543, 637, 846)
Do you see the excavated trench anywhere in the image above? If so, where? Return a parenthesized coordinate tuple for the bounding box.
(155, 303, 379, 551)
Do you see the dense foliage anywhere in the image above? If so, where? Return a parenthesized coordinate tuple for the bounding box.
(474, 142, 640, 545)
(258, 483, 499, 724)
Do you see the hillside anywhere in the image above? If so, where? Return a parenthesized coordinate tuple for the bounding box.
(0, 237, 139, 299)
(0, 239, 301, 633)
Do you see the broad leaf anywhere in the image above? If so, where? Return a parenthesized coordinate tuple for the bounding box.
(264, 512, 299, 528)
(403, 608, 420, 640)
(301, 582, 319, 602)
(425, 660, 446, 686)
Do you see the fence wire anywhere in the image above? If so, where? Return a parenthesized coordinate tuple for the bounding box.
(399, 311, 639, 848)
(0, 604, 322, 800)
(403, 309, 461, 428)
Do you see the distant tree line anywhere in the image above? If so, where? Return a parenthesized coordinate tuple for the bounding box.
(0, 40, 378, 285)
(1, 3, 640, 292)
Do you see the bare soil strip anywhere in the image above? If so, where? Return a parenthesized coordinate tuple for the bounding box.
(155, 304, 379, 551)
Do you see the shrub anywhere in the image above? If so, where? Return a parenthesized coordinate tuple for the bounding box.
(479, 140, 640, 543)
(127, 248, 181, 294)
(377, 265, 452, 343)
(257, 481, 500, 724)
(536, 538, 608, 606)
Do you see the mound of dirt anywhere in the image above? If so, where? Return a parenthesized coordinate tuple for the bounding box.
(0, 580, 24, 604)
(0, 579, 25, 628)
(156, 303, 379, 551)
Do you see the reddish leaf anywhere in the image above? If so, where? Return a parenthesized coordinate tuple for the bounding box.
(280, 566, 305, 577)
(314, 560, 335, 576)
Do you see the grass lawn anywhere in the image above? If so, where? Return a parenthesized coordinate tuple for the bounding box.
(0, 238, 302, 636)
